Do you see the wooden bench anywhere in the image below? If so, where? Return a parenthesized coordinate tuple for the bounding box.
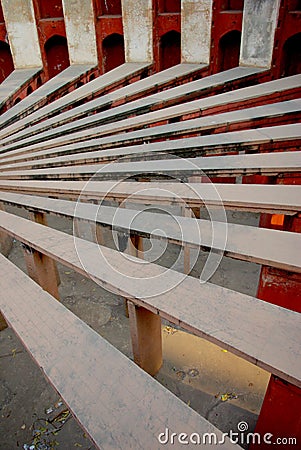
(0, 63, 203, 141)
(0, 180, 300, 215)
(0, 191, 300, 276)
(0, 62, 300, 446)
(1, 71, 299, 153)
(1, 148, 299, 181)
(0, 68, 41, 113)
(0, 209, 300, 386)
(0, 64, 97, 129)
(0, 105, 299, 171)
(0, 66, 266, 148)
(0, 62, 152, 139)
(0, 253, 240, 450)
(0, 207, 300, 447)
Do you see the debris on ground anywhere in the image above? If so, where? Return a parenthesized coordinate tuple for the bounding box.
(23, 399, 71, 450)
(176, 370, 186, 380)
(163, 326, 178, 335)
(187, 368, 199, 378)
(218, 392, 239, 402)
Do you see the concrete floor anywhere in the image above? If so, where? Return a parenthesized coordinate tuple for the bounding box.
(0, 208, 270, 449)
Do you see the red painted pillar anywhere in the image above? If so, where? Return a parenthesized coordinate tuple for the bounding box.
(250, 375, 301, 449)
(257, 267, 301, 312)
(254, 176, 301, 313)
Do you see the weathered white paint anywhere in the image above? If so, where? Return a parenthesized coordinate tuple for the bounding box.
(62, 0, 98, 65)
(240, 0, 281, 68)
(1, 0, 42, 68)
(121, 0, 153, 62)
(181, 0, 212, 64)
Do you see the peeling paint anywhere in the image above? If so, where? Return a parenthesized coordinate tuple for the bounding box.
(240, 0, 281, 68)
(121, 0, 153, 62)
(181, 0, 212, 64)
(62, 0, 98, 65)
(1, 0, 42, 68)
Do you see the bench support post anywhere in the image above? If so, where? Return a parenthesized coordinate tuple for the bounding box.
(0, 204, 12, 330)
(125, 234, 144, 316)
(96, 224, 104, 246)
(181, 206, 194, 274)
(250, 375, 301, 449)
(0, 203, 13, 257)
(0, 312, 7, 331)
(129, 234, 144, 258)
(23, 246, 59, 300)
(29, 211, 61, 286)
(127, 301, 162, 376)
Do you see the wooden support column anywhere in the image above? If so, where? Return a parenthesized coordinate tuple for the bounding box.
(29, 210, 60, 286)
(250, 375, 301, 449)
(127, 301, 162, 376)
(90, 221, 105, 246)
(128, 234, 144, 258)
(0, 313, 7, 332)
(181, 206, 196, 275)
(0, 203, 13, 257)
(95, 224, 104, 246)
(0, 202, 13, 329)
(22, 245, 59, 300)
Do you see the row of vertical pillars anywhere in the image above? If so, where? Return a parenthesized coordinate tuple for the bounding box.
(0, 1, 301, 82)
(2, 27, 300, 82)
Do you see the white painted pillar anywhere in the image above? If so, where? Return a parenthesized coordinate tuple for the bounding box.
(121, 0, 153, 62)
(240, 0, 281, 68)
(62, 0, 98, 65)
(1, 0, 42, 68)
(181, 0, 213, 64)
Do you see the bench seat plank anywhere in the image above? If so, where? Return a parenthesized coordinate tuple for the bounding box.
(0, 180, 300, 214)
(0, 64, 96, 129)
(1, 72, 299, 154)
(0, 191, 300, 273)
(0, 102, 299, 171)
(0, 63, 201, 141)
(1, 150, 299, 180)
(0, 63, 151, 140)
(0, 254, 239, 450)
(0, 66, 267, 149)
(0, 210, 300, 388)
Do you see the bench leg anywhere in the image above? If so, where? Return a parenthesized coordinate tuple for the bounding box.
(181, 206, 195, 274)
(127, 301, 162, 376)
(123, 235, 144, 316)
(183, 245, 191, 275)
(0, 312, 8, 331)
(29, 211, 61, 286)
(0, 203, 13, 257)
(96, 224, 104, 246)
(23, 246, 59, 300)
(90, 221, 105, 246)
(250, 375, 301, 449)
(128, 234, 144, 258)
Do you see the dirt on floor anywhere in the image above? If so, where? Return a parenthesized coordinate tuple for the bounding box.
(0, 208, 270, 450)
